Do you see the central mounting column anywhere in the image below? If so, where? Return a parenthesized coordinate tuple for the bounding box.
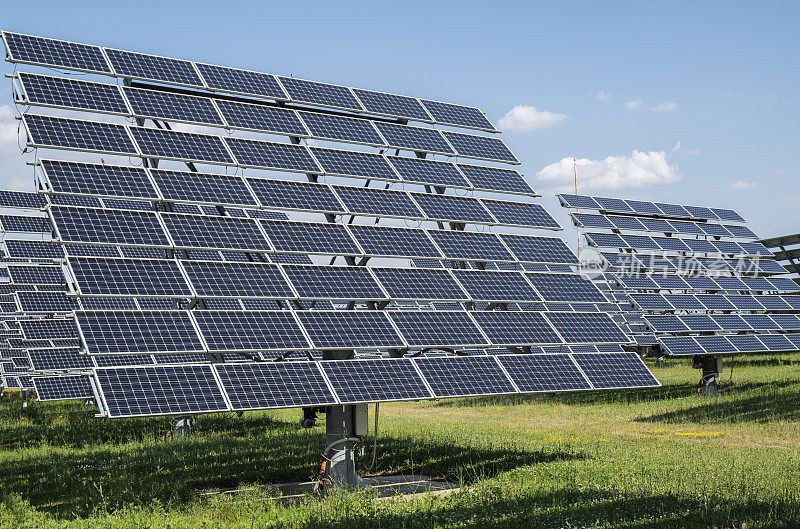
(321, 349, 364, 491)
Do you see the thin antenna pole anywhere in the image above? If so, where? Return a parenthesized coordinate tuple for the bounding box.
(574, 157, 580, 252)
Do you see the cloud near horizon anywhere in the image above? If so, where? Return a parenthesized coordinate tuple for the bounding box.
(497, 105, 567, 132)
(536, 150, 682, 193)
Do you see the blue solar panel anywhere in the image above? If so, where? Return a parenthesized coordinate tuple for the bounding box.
(77, 311, 204, 355)
(33, 375, 94, 401)
(348, 225, 441, 258)
(311, 147, 397, 180)
(572, 352, 659, 389)
(501, 234, 578, 265)
(452, 270, 540, 302)
(215, 100, 306, 135)
(352, 88, 430, 121)
(321, 358, 432, 404)
(124, 86, 222, 125)
(388, 310, 488, 347)
(298, 111, 383, 145)
(333, 186, 423, 218)
(386, 156, 470, 189)
(372, 268, 467, 300)
(283, 264, 385, 300)
(216, 361, 336, 410)
(17, 291, 76, 313)
(659, 336, 703, 356)
(470, 311, 561, 346)
(442, 131, 518, 163)
(69, 257, 191, 297)
(40, 160, 155, 201)
(3, 32, 111, 73)
(482, 199, 560, 229)
(457, 164, 534, 195)
(25, 114, 136, 154)
(727, 335, 765, 352)
(296, 311, 404, 349)
(193, 311, 309, 352)
(558, 194, 601, 209)
(181, 261, 293, 299)
(7, 265, 63, 284)
(758, 334, 795, 351)
(19, 73, 127, 114)
(525, 273, 607, 303)
(374, 122, 454, 155)
(162, 213, 268, 252)
(277, 76, 363, 112)
(247, 177, 343, 213)
(95, 364, 228, 418)
(195, 63, 287, 99)
(130, 128, 232, 164)
(696, 294, 736, 309)
(28, 348, 92, 371)
(410, 193, 494, 223)
(226, 137, 320, 172)
(105, 48, 203, 86)
(498, 354, 592, 392)
(711, 208, 746, 223)
(150, 169, 255, 207)
(20, 319, 76, 341)
(427, 230, 514, 262)
(680, 315, 721, 331)
(414, 356, 515, 397)
(545, 312, 628, 343)
(261, 220, 360, 255)
(418, 99, 494, 130)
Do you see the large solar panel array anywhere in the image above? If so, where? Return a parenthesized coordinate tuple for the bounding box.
(1, 32, 660, 412)
(559, 194, 800, 356)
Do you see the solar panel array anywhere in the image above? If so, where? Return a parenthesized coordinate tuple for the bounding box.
(559, 193, 800, 356)
(1, 32, 660, 410)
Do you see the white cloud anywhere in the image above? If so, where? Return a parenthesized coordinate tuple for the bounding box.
(624, 99, 644, 110)
(672, 140, 682, 152)
(731, 180, 757, 189)
(497, 105, 567, 132)
(672, 140, 701, 155)
(596, 90, 612, 103)
(536, 150, 682, 192)
(651, 101, 678, 112)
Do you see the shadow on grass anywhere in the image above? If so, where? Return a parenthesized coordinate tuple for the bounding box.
(306, 488, 800, 529)
(0, 409, 580, 519)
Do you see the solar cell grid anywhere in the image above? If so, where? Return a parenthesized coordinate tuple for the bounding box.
(453, 270, 541, 302)
(7, 265, 64, 285)
(216, 361, 336, 410)
(28, 347, 92, 371)
(498, 354, 591, 392)
(414, 356, 515, 397)
(297, 311, 404, 349)
(728, 334, 766, 352)
(457, 164, 534, 195)
(195, 63, 287, 99)
(105, 48, 203, 86)
(193, 311, 309, 352)
(442, 130, 518, 163)
(17, 291, 77, 313)
(3, 32, 110, 73)
(419, 99, 495, 131)
(20, 319, 76, 341)
(386, 156, 470, 189)
(25, 114, 136, 155)
(162, 213, 269, 252)
(124, 86, 222, 125)
(653, 237, 691, 252)
(130, 127, 232, 165)
(69, 257, 191, 297)
(374, 122, 454, 155)
(572, 352, 659, 389)
(479, 199, 559, 229)
(630, 294, 672, 310)
(501, 234, 578, 264)
(277, 76, 363, 112)
(33, 375, 94, 401)
(334, 185, 423, 218)
(758, 334, 795, 351)
(372, 268, 466, 301)
(698, 223, 731, 237)
(585, 233, 627, 248)
(151, 169, 255, 207)
(428, 230, 513, 262)
(348, 225, 441, 258)
(663, 294, 705, 310)
(298, 111, 384, 145)
(389, 310, 488, 347)
(469, 311, 561, 346)
(352, 88, 430, 121)
(311, 147, 396, 180)
(95, 364, 227, 418)
(660, 336, 703, 356)
(260, 220, 360, 255)
(322, 358, 432, 404)
(525, 273, 607, 303)
(654, 203, 691, 217)
(41, 159, 156, 201)
(544, 312, 629, 343)
(19, 73, 127, 114)
(283, 264, 385, 300)
(410, 192, 494, 224)
(181, 261, 293, 299)
(681, 315, 721, 331)
(77, 311, 204, 355)
(215, 100, 306, 136)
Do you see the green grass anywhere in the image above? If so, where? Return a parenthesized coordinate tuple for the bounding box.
(1, 355, 800, 528)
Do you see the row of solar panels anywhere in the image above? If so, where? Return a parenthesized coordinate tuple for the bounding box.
(58, 258, 604, 303)
(574, 213, 757, 239)
(629, 293, 800, 312)
(585, 232, 769, 255)
(36, 160, 554, 229)
(598, 252, 786, 275)
(660, 334, 800, 356)
(644, 313, 800, 333)
(558, 193, 744, 222)
(612, 273, 799, 293)
(3, 32, 499, 132)
(72, 309, 630, 356)
(16, 73, 517, 164)
(47, 206, 578, 264)
(84, 353, 658, 418)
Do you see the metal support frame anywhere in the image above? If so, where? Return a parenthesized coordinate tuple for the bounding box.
(171, 415, 193, 438)
(694, 355, 720, 396)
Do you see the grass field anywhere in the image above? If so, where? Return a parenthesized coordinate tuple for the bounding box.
(1, 355, 800, 528)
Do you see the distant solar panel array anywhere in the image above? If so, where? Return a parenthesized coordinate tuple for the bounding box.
(559, 193, 800, 356)
(1, 32, 659, 408)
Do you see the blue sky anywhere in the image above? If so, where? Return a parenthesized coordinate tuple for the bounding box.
(0, 0, 797, 239)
